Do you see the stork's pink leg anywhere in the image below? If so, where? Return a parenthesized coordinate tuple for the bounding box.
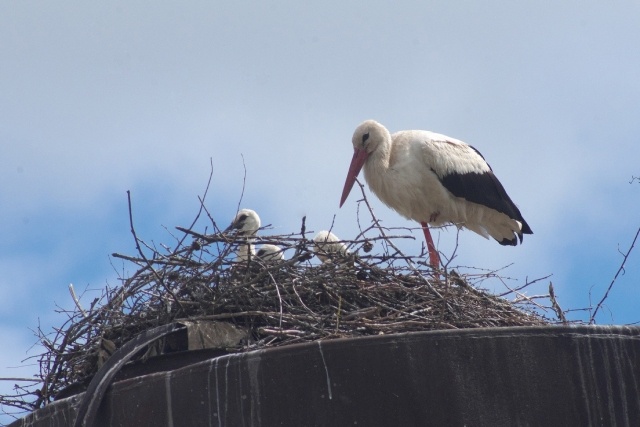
(421, 222, 441, 269)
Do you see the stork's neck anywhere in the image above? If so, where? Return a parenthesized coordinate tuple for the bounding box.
(242, 233, 257, 243)
(363, 136, 392, 192)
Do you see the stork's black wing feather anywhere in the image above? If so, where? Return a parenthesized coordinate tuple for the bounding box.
(439, 169, 533, 236)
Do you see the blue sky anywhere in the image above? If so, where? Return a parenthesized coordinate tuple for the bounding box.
(1, 1, 639, 420)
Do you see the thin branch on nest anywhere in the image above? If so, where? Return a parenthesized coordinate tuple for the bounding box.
(126, 190, 186, 314)
(68, 284, 88, 319)
(353, 178, 445, 300)
(590, 226, 640, 324)
(549, 282, 567, 323)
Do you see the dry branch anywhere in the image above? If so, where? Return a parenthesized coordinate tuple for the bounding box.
(590, 226, 640, 324)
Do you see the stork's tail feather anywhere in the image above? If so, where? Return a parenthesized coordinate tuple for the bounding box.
(497, 235, 519, 246)
(520, 219, 533, 235)
(471, 216, 533, 246)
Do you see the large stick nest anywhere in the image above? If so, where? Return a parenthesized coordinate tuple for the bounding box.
(2, 181, 553, 415)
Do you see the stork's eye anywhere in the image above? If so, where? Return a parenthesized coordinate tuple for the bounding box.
(362, 132, 370, 146)
(234, 214, 248, 228)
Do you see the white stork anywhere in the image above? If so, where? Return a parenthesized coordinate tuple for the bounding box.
(225, 208, 261, 262)
(256, 244, 285, 262)
(313, 230, 350, 263)
(339, 120, 532, 268)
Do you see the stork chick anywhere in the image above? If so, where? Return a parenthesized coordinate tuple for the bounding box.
(313, 230, 350, 263)
(225, 209, 261, 262)
(256, 244, 285, 262)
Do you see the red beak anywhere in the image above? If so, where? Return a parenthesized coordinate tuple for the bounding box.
(339, 148, 369, 207)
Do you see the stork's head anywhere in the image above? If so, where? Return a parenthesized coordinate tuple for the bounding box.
(340, 120, 390, 207)
(313, 230, 340, 244)
(226, 208, 261, 236)
(313, 230, 349, 263)
(256, 244, 284, 261)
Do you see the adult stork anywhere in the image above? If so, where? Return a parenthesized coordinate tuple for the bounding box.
(339, 120, 532, 269)
(225, 208, 261, 262)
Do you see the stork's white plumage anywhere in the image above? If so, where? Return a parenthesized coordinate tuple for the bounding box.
(313, 230, 350, 263)
(340, 120, 532, 268)
(225, 209, 261, 262)
(256, 244, 285, 262)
